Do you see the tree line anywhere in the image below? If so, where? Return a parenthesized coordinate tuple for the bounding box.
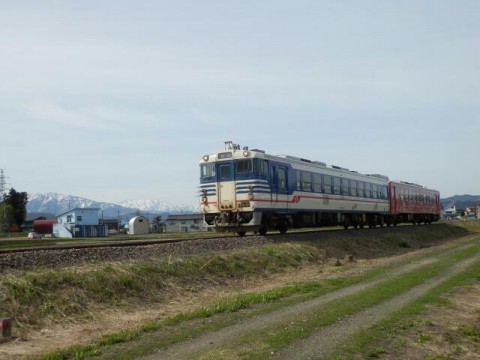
(0, 188, 28, 232)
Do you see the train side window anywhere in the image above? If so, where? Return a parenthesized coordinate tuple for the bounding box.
(324, 175, 332, 194)
(333, 177, 341, 195)
(278, 168, 287, 191)
(313, 174, 322, 192)
(357, 182, 364, 197)
(302, 171, 312, 192)
(341, 178, 349, 195)
(372, 184, 378, 199)
(296, 170, 301, 190)
(382, 186, 388, 199)
(350, 180, 357, 196)
(365, 183, 371, 198)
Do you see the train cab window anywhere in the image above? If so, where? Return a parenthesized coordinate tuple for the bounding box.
(200, 163, 216, 179)
(219, 163, 233, 181)
(324, 175, 332, 194)
(333, 177, 341, 195)
(372, 184, 378, 199)
(365, 183, 371, 198)
(254, 159, 269, 176)
(236, 159, 253, 174)
(302, 171, 312, 191)
(313, 174, 322, 192)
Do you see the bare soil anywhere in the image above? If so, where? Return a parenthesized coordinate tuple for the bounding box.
(381, 283, 480, 359)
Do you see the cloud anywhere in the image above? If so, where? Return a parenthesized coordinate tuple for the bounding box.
(26, 100, 169, 130)
(26, 100, 106, 130)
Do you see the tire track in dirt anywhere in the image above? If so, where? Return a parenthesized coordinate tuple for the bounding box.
(278, 250, 480, 360)
(140, 240, 480, 360)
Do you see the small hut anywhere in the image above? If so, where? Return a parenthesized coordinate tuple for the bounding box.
(128, 216, 150, 235)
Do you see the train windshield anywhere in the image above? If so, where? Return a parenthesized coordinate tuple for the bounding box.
(235, 159, 253, 174)
(200, 163, 216, 179)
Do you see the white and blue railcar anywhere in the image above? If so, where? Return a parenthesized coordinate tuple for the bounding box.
(200, 142, 390, 236)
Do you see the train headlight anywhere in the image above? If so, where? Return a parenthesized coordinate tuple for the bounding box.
(203, 155, 209, 162)
(243, 150, 250, 157)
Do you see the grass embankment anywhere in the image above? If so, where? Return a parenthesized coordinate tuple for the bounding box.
(1, 243, 323, 329)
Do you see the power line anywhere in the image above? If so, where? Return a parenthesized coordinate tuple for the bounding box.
(0, 169, 6, 195)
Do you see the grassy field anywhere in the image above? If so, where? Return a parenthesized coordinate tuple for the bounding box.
(1, 220, 479, 359)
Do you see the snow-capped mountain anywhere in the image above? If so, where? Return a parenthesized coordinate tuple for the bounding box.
(27, 193, 198, 219)
(118, 199, 198, 214)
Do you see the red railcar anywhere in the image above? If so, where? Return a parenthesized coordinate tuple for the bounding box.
(388, 181, 441, 224)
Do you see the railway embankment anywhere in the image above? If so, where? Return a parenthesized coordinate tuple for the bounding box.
(0, 223, 470, 271)
(0, 222, 477, 359)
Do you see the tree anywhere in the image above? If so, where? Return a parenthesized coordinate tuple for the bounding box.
(4, 188, 28, 231)
(0, 203, 14, 232)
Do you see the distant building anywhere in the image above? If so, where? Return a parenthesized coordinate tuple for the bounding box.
(441, 204, 457, 219)
(128, 216, 150, 235)
(53, 208, 108, 238)
(33, 219, 58, 234)
(165, 214, 206, 233)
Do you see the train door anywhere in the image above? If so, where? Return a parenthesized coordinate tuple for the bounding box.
(390, 184, 397, 214)
(270, 164, 277, 205)
(269, 164, 288, 210)
(217, 162, 236, 210)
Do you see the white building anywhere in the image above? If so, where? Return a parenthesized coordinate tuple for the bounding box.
(165, 214, 206, 233)
(53, 208, 108, 238)
(128, 216, 150, 235)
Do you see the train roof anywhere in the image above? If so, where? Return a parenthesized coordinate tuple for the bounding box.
(202, 142, 390, 183)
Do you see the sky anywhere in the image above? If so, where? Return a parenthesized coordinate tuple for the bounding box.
(0, 0, 479, 206)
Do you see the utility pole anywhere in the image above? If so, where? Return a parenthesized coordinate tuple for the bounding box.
(0, 169, 7, 232)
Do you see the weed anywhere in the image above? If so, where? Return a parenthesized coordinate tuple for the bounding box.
(460, 325, 480, 342)
(416, 331, 431, 343)
(366, 346, 385, 358)
(398, 241, 411, 248)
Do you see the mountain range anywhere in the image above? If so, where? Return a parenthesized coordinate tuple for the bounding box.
(27, 193, 199, 220)
(440, 194, 479, 210)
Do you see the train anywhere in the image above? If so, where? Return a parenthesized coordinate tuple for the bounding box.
(199, 141, 441, 236)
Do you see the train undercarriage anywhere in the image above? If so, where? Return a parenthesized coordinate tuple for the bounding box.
(203, 210, 440, 237)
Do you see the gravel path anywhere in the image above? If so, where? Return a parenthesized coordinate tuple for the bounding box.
(140, 240, 480, 360)
(278, 251, 480, 359)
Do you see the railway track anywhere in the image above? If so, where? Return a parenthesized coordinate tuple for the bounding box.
(0, 223, 418, 255)
(0, 224, 434, 271)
